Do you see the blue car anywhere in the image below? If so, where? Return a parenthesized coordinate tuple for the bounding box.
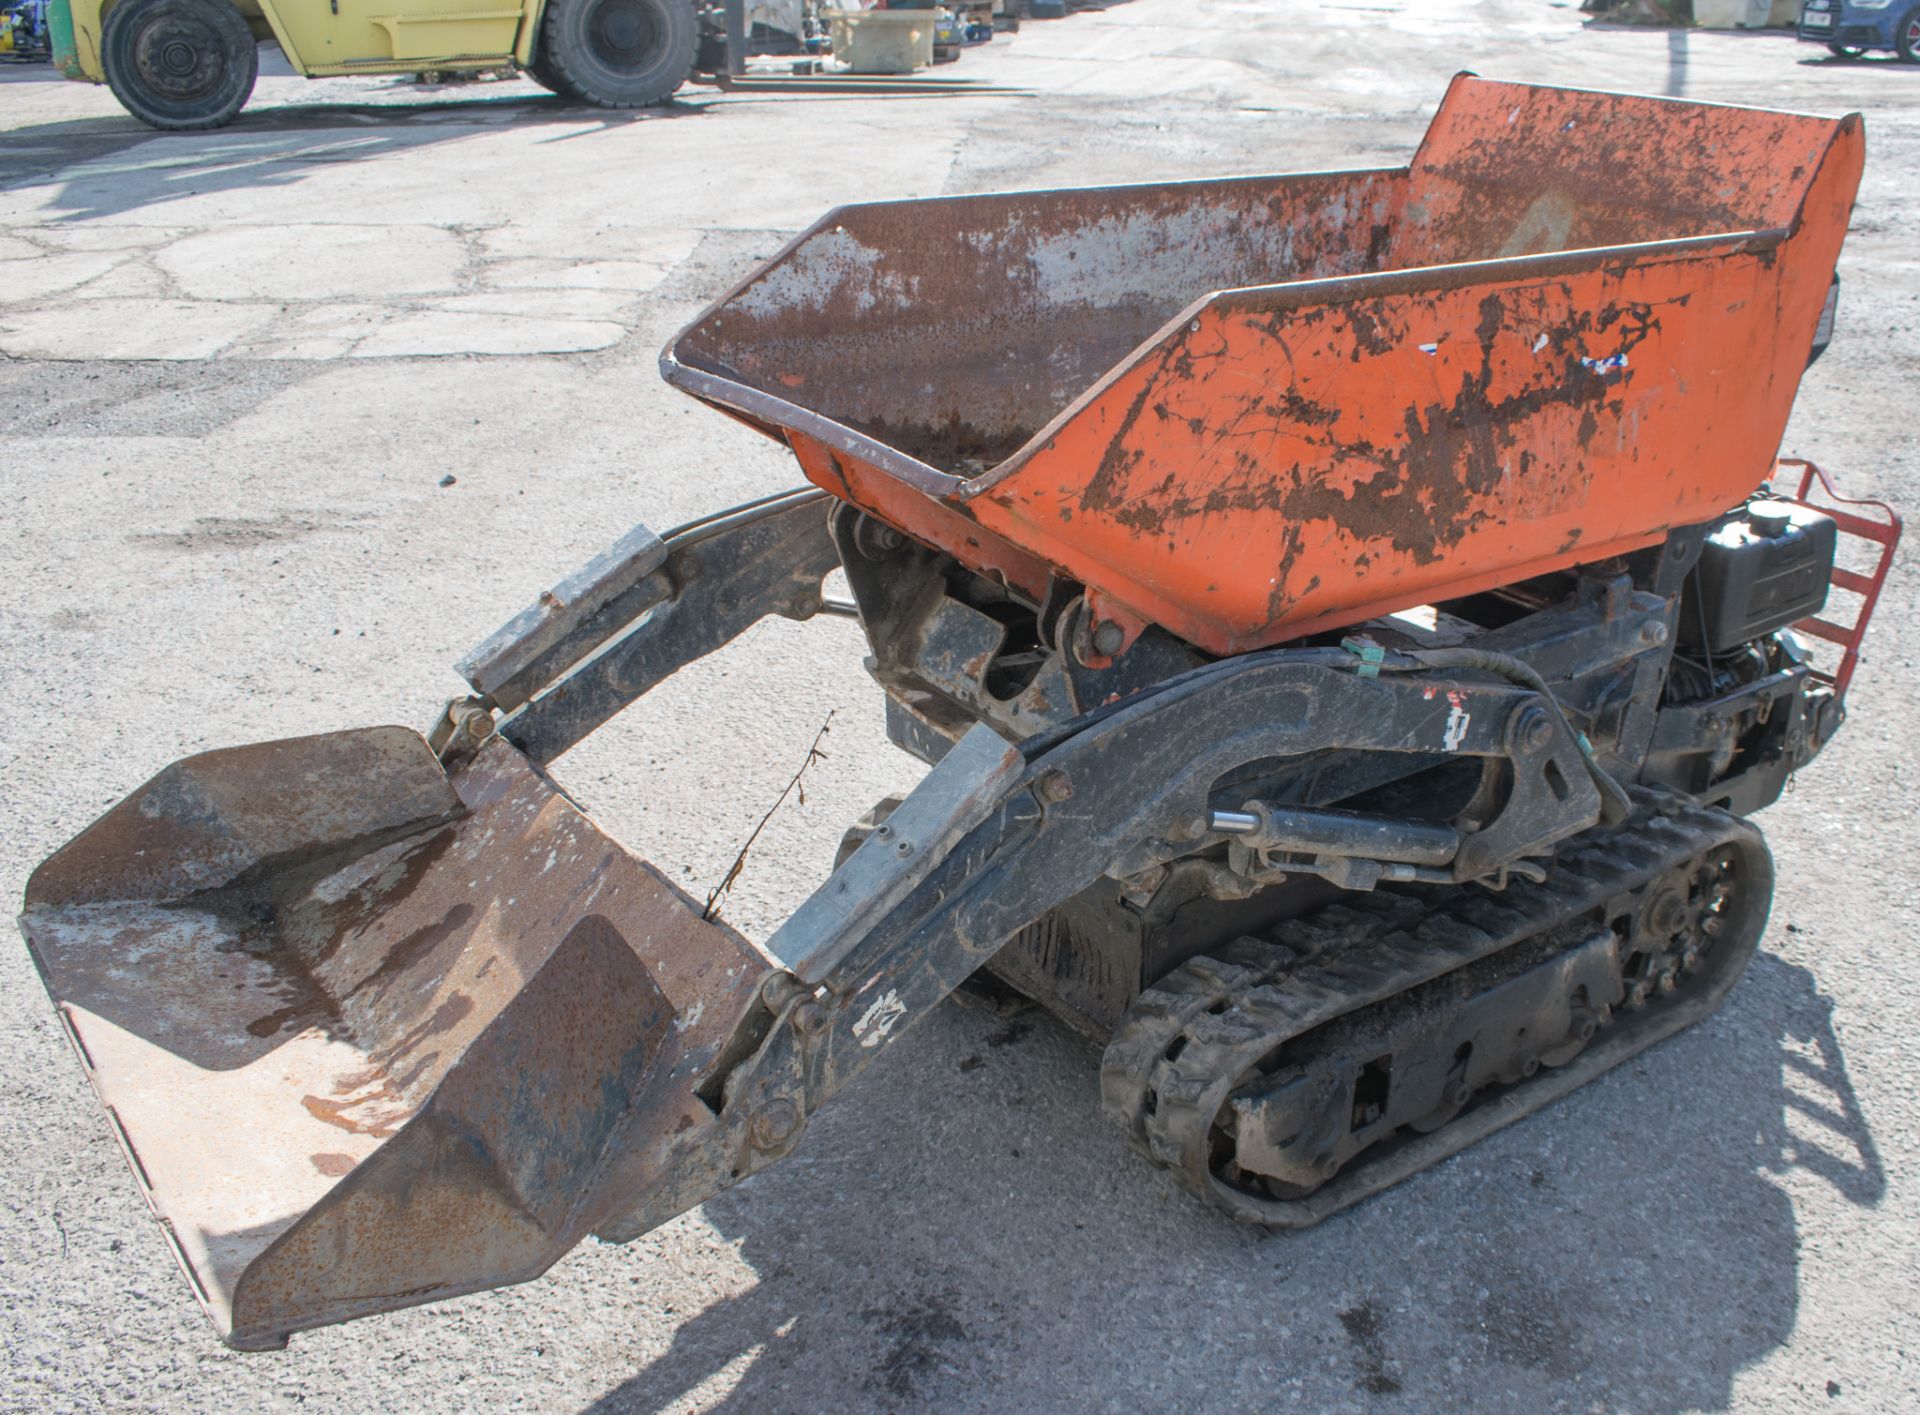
(1799, 0, 1920, 60)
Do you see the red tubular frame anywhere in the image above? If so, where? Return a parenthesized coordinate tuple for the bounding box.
(1776, 458, 1903, 701)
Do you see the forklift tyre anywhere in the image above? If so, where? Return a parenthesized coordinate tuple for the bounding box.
(102, 0, 257, 131)
(525, 45, 578, 97)
(540, 0, 696, 108)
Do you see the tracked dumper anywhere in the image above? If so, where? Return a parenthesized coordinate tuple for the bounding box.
(19, 79, 1902, 1350)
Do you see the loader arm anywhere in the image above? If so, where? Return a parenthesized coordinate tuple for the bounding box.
(625, 641, 1621, 1235)
(22, 489, 1621, 1349)
(455, 485, 843, 763)
(451, 491, 1639, 1236)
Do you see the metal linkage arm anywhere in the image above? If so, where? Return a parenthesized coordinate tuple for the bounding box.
(452, 488, 841, 766)
(594, 653, 1604, 1240)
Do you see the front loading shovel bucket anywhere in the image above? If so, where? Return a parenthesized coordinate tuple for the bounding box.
(18, 727, 774, 1349)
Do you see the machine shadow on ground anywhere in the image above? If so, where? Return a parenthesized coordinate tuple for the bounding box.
(578, 950, 1882, 1413)
(1798, 53, 1920, 68)
(0, 80, 1006, 227)
(0, 68, 710, 220)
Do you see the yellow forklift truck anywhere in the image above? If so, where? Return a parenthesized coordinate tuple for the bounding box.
(46, 0, 755, 128)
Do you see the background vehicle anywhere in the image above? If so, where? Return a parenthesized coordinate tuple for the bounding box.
(1799, 0, 1920, 62)
(17, 79, 1900, 1353)
(1, 0, 52, 58)
(46, 0, 755, 129)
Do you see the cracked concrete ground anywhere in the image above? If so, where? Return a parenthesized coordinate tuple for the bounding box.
(2, 2, 1918, 1411)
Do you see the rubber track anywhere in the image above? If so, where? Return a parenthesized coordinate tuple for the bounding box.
(1099, 791, 1763, 1220)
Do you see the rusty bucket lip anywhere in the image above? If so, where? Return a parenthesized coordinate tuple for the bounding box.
(658, 161, 1404, 498)
(661, 224, 1783, 507)
(656, 162, 1416, 504)
(1418, 69, 1857, 129)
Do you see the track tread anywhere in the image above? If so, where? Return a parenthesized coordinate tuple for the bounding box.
(1100, 791, 1767, 1220)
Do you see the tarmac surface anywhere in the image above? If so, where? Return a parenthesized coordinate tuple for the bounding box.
(2, 2, 1917, 1411)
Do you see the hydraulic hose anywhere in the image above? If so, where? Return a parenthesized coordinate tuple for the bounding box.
(1392, 646, 1636, 826)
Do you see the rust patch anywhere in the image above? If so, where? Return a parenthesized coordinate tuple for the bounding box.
(1346, 306, 1396, 357)
(1080, 375, 1161, 517)
(845, 413, 1033, 479)
(246, 1001, 327, 1039)
(302, 1087, 407, 1139)
(1096, 288, 1663, 583)
(343, 903, 476, 1002)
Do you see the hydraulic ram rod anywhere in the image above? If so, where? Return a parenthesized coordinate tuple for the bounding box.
(1207, 803, 1462, 866)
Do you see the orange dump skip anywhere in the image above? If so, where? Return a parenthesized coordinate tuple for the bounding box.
(666, 77, 1863, 655)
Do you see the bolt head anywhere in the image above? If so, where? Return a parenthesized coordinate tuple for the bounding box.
(750, 1099, 802, 1150)
(1456, 839, 1492, 877)
(855, 516, 907, 559)
(1639, 621, 1669, 647)
(1090, 619, 1125, 656)
(1647, 890, 1687, 937)
(1036, 768, 1074, 804)
(1511, 703, 1554, 754)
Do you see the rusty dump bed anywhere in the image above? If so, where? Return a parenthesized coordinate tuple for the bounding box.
(666, 76, 1864, 656)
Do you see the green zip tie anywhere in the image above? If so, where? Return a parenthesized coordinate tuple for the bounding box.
(1341, 636, 1385, 679)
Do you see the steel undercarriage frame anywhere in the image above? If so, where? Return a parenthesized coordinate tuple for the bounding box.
(429, 482, 1841, 1210)
(450, 482, 1819, 996)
